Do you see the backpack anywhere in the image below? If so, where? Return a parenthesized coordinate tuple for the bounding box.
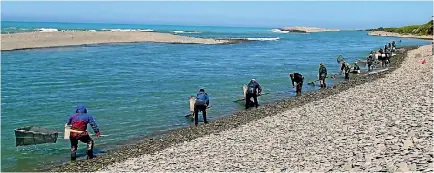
(195, 93, 207, 106)
(247, 83, 257, 94)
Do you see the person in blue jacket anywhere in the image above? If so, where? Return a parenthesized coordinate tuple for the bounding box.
(67, 105, 101, 160)
(246, 79, 262, 109)
(194, 89, 209, 126)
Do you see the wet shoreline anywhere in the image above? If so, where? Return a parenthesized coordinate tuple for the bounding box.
(49, 45, 419, 172)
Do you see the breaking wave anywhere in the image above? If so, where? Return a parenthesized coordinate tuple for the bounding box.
(35, 28, 59, 32)
(101, 29, 154, 32)
(172, 30, 201, 34)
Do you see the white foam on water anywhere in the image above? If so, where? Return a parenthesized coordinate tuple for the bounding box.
(245, 37, 280, 41)
(101, 29, 154, 32)
(173, 30, 201, 34)
(271, 29, 290, 33)
(36, 28, 59, 32)
(138, 29, 154, 32)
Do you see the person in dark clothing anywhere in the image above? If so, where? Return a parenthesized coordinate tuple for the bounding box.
(384, 44, 388, 52)
(367, 53, 375, 71)
(290, 73, 304, 95)
(385, 49, 392, 66)
(67, 105, 101, 161)
(388, 43, 392, 49)
(392, 41, 396, 50)
(341, 62, 351, 80)
(318, 63, 328, 88)
(352, 62, 360, 73)
(245, 79, 262, 109)
(194, 88, 209, 126)
(379, 48, 384, 54)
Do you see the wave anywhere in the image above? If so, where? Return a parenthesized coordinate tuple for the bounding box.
(101, 29, 154, 32)
(172, 30, 201, 34)
(245, 37, 280, 41)
(35, 28, 59, 32)
(271, 29, 289, 33)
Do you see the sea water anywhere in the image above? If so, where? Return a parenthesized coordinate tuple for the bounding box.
(1, 21, 430, 171)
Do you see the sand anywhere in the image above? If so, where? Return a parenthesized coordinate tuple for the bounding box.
(368, 31, 433, 41)
(93, 45, 432, 172)
(1, 31, 235, 51)
(280, 26, 340, 32)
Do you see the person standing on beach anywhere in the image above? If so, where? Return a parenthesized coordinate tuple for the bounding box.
(318, 63, 328, 88)
(246, 79, 262, 109)
(194, 88, 209, 126)
(367, 53, 375, 71)
(340, 62, 351, 80)
(290, 73, 304, 95)
(352, 62, 360, 73)
(67, 105, 101, 161)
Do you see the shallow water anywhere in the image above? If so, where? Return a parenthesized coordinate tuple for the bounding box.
(1, 21, 430, 171)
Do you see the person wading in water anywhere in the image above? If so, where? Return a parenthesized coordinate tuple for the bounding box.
(367, 53, 375, 71)
(290, 73, 304, 96)
(341, 61, 351, 80)
(194, 88, 209, 126)
(318, 63, 328, 88)
(245, 79, 262, 109)
(67, 105, 101, 161)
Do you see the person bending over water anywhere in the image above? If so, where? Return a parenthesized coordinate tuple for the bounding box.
(340, 61, 351, 80)
(67, 105, 101, 161)
(194, 88, 209, 126)
(246, 79, 262, 109)
(290, 73, 304, 95)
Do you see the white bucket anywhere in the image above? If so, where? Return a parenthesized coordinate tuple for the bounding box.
(243, 84, 248, 98)
(64, 124, 71, 140)
(189, 96, 196, 113)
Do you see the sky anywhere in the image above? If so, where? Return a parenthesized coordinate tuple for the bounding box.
(1, 1, 433, 29)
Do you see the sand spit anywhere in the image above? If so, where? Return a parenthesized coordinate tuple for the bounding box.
(368, 31, 433, 41)
(274, 26, 340, 33)
(1, 31, 243, 51)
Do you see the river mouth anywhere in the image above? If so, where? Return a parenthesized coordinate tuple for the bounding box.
(2, 23, 430, 172)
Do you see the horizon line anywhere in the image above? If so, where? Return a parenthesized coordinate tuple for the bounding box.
(2, 20, 366, 30)
(2, 19, 430, 30)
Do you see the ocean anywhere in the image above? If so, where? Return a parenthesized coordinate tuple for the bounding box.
(1, 21, 430, 171)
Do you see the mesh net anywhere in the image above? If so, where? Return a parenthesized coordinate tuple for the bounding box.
(15, 126, 58, 146)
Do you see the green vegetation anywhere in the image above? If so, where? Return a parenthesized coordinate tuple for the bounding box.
(367, 20, 433, 36)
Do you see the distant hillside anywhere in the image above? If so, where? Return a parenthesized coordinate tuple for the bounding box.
(367, 20, 433, 36)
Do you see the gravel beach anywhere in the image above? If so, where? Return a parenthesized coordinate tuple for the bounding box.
(51, 45, 432, 172)
(99, 45, 433, 172)
(1, 31, 238, 51)
(368, 31, 433, 41)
